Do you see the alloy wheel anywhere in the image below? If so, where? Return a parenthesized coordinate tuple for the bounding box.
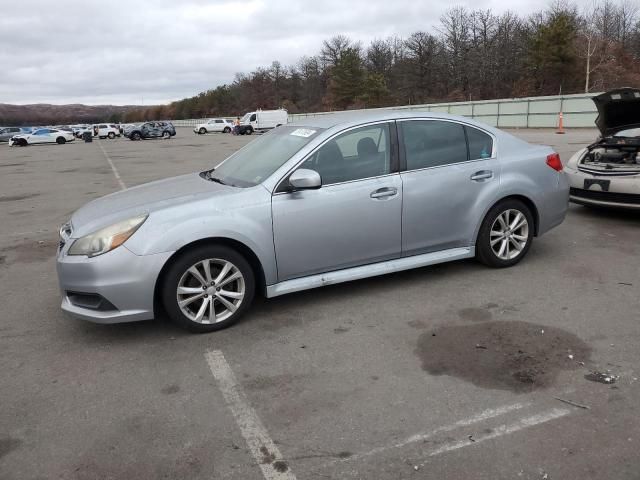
(176, 258, 245, 324)
(489, 209, 529, 260)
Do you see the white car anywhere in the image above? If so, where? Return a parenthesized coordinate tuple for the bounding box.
(9, 128, 75, 146)
(194, 118, 233, 135)
(565, 88, 640, 209)
(94, 124, 120, 139)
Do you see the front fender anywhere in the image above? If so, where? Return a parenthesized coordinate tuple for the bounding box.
(125, 190, 277, 284)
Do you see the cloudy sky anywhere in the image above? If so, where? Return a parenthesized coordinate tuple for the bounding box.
(1, 0, 564, 106)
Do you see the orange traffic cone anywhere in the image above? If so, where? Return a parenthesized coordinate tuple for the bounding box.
(556, 111, 565, 134)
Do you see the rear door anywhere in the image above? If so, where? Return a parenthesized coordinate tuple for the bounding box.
(399, 119, 501, 256)
(271, 122, 402, 281)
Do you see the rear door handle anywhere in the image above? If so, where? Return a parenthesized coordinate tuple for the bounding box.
(370, 187, 398, 199)
(470, 170, 493, 181)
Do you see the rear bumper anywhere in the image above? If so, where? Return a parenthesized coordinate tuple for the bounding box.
(56, 245, 173, 324)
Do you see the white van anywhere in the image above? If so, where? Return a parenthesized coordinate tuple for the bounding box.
(238, 109, 288, 134)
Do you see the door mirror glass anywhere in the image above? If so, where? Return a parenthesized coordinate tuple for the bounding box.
(289, 169, 321, 190)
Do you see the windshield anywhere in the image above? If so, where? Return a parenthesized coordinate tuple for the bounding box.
(614, 127, 640, 137)
(206, 126, 324, 187)
(240, 113, 251, 123)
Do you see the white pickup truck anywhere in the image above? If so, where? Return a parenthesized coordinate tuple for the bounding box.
(237, 109, 288, 135)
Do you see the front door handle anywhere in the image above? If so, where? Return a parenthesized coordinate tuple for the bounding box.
(470, 170, 493, 181)
(370, 187, 398, 199)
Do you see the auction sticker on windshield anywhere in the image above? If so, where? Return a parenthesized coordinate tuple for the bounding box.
(290, 128, 316, 138)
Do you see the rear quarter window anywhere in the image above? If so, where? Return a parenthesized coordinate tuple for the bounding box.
(466, 127, 493, 159)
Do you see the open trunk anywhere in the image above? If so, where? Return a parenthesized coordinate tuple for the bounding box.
(579, 136, 640, 176)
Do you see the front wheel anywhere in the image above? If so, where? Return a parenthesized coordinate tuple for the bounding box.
(56, 137, 66, 144)
(162, 245, 255, 333)
(162, 131, 171, 139)
(131, 132, 141, 141)
(476, 199, 534, 268)
(245, 127, 253, 135)
(199, 127, 206, 135)
(223, 127, 231, 133)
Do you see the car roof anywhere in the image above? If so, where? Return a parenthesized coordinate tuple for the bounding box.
(288, 110, 498, 133)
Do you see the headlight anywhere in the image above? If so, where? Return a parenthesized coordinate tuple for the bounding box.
(68, 215, 147, 257)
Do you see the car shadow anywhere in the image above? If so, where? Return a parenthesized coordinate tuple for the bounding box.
(570, 204, 640, 225)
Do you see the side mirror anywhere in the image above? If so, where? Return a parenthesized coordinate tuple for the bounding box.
(289, 169, 321, 190)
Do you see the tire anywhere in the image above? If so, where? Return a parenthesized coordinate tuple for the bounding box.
(162, 131, 171, 139)
(476, 199, 534, 268)
(56, 137, 66, 145)
(131, 132, 141, 141)
(245, 127, 253, 135)
(108, 132, 115, 139)
(18, 138, 28, 147)
(199, 127, 206, 135)
(162, 245, 255, 333)
(223, 127, 231, 133)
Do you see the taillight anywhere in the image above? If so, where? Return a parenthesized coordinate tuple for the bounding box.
(546, 153, 563, 171)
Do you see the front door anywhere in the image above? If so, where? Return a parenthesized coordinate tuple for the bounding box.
(398, 119, 501, 255)
(272, 122, 402, 282)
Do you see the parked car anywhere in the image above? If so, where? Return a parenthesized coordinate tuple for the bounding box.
(565, 88, 640, 209)
(0, 127, 31, 142)
(237, 109, 288, 135)
(124, 121, 176, 140)
(93, 124, 120, 139)
(9, 128, 75, 146)
(56, 111, 568, 332)
(194, 118, 233, 135)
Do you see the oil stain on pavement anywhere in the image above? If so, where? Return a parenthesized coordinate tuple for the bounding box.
(415, 321, 591, 392)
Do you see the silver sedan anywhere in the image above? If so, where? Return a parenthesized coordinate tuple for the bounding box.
(56, 111, 569, 332)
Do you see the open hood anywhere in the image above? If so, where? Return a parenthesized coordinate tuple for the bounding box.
(593, 88, 640, 136)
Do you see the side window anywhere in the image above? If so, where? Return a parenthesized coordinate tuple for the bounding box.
(34, 129, 48, 135)
(466, 126, 493, 159)
(401, 120, 467, 170)
(215, 119, 223, 124)
(302, 123, 391, 185)
(250, 114, 257, 122)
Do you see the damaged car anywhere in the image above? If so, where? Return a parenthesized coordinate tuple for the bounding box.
(566, 88, 640, 209)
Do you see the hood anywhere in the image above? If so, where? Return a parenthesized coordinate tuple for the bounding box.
(593, 88, 640, 136)
(70, 172, 232, 237)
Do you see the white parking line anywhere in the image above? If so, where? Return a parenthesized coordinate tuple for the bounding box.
(97, 140, 126, 190)
(327, 402, 529, 465)
(416, 407, 571, 465)
(205, 350, 297, 480)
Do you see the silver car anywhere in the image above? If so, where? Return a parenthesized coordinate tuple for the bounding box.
(56, 111, 568, 332)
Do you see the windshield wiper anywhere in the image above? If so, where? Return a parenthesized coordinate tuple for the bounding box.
(209, 176, 227, 185)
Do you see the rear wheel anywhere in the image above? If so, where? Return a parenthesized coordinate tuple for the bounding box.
(162, 245, 255, 333)
(56, 137, 66, 144)
(199, 127, 206, 135)
(108, 132, 115, 139)
(476, 199, 533, 268)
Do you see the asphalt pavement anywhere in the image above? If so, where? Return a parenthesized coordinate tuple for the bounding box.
(0, 127, 638, 480)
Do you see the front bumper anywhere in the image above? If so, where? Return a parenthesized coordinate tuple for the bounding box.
(566, 166, 640, 209)
(569, 188, 640, 209)
(56, 244, 173, 324)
